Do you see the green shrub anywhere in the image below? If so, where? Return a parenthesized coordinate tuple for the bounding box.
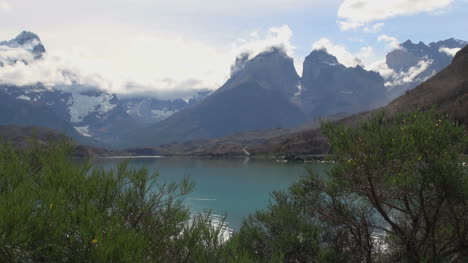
(0, 141, 227, 262)
(234, 111, 468, 262)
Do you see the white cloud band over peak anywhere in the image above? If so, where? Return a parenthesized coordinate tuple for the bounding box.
(0, 25, 295, 99)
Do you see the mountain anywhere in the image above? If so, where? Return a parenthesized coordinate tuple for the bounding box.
(0, 31, 213, 145)
(2, 31, 463, 150)
(143, 45, 468, 157)
(0, 87, 97, 145)
(0, 81, 136, 145)
(252, 45, 468, 156)
(122, 48, 307, 147)
(384, 44, 468, 124)
(121, 48, 393, 147)
(299, 49, 388, 118)
(120, 90, 211, 125)
(0, 31, 137, 144)
(384, 38, 467, 99)
(0, 31, 46, 66)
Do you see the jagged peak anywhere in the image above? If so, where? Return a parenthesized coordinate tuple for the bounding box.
(14, 31, 41, 45)
(249, 46, 290, 63)
(0, 30, 46, 58)
(229, 47, 292, 77)
(305, 49, 339, 66)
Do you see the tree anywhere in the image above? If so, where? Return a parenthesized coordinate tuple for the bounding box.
(235, 111, 468, 262)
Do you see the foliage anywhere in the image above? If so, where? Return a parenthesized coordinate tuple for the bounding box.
(1, 111, 466, 262)
(0, 141, 228, 262)
(234, 111, 468, 262)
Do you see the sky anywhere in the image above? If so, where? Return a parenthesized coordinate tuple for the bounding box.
(0, 0, 468, 99)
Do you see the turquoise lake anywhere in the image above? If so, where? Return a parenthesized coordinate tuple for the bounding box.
(91, 157, 330, 232)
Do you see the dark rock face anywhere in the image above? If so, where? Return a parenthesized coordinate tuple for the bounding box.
(299, 50, 388, 119)
(385, 38, 467, 99)
(221, 47, 300, 98)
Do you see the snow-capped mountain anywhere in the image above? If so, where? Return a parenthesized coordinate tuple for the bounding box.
(0, 31, 46, 66)
(120, 90, 211, 124)
(384, 38, 467, 99)
(0, 31, 209, 144)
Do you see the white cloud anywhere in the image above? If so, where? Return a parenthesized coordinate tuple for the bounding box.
(337, 0, 456, 31)
(0, 46, 35, 65)
(363, 23, 384, 33)
(369, 60, 395, 79)
(312, 38, 363, 67)
(0, 25, 296, 99)
(231, 25, 295, 59)
(383, 59, 434, 87)
(0, 0, 11, 12)
(378, 34, 401, 50)
(439, 47, 462, 57)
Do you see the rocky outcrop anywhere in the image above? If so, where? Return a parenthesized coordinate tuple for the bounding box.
(299, 49, 388, 119)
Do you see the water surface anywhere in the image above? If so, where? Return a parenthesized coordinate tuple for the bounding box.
(91, 157, 329, 231)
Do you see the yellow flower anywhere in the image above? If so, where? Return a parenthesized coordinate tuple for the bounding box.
(91, 238, 98, 244)
(49, 203, 54, 209)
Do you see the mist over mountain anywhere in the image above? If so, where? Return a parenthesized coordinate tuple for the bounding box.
(0, 31, 209, 145)
(0, 31, 465, 148)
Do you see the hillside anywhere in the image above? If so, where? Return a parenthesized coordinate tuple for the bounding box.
(0, 125, 111, 157)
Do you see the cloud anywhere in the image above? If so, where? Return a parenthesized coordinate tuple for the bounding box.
(312, 38, 364, 67)
(0, 25, 296, 99)
(363, 23, 384, 33)
(337, 0, 456, 31)
(382, 59, 434, 87)
(231, 25, 295, 59)
(378, 34, 401, 50)
(369, 60, 395, 79)
(0, 0, 11, 12)
(439, 47, 462, 57)
(0, 46, 35, 65)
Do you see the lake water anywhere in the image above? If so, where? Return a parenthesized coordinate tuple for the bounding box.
(91, 157, 330, 232)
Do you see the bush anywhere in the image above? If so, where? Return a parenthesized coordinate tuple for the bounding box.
(0, 141, 227, 262)
(234, 111, 468, 262)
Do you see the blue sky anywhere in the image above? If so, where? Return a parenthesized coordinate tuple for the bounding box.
(0, 0, 467, 98)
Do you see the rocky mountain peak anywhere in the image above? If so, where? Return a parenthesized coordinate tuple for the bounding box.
(0, 31, 46, 59)
(384, 37, 467, 99)
(14, 31, 41, 45)
(304, 49, 339, 66)
(224, 46, 300, 98)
